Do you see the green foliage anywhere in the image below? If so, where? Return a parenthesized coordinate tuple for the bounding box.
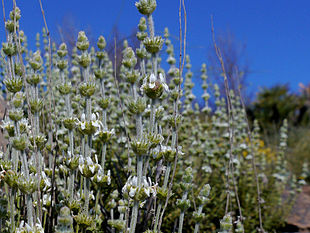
(250, 85, 299, 131)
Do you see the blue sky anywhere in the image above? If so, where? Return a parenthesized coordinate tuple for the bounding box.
(1, 0, 310, 97)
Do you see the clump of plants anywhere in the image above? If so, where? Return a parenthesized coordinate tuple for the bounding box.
(0, 0, 303, 232)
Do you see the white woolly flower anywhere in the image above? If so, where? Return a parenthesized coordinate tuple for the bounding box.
(202, 165, 212, 173)
(159, 73, 169, 91)
(89, 190, 95, 200)
(1, 119, 11, 128)
(107, 170, 111, 185)
(71, 66, 80, 75)
(41, 171, 51, 191)
(56, 128, 67, 136)
(239, 143, 247, 149)
(43, 194, 51, 206)
(94, 127, 115, 142)
(20, 118, 31, 131)
(16, 219, 44, 233)
(129, 187, 138, 198)
(78, 155, 100, 178)
(140, 73, 169, 96)
(122, 176, 157, 200)
(149, 73, 156, 89)
(75, 112, 103, 135)
(273, 173, 286, 182)
(91, 166, 111, 185)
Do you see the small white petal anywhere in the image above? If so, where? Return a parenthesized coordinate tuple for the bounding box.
(81, 113, 86, 122)
(86, 157, 93, 165)
(90, 165, 95, 174)
(129, 187, 137, 197)
(92, 121, 100, 128)
(144, 188, 150, 197)
(162, 83, 169, 92)
(159, 73, 164, 82)
(79, 156, 84, 165)
(79, 165, 83, 174)
(150, 73, 156, 83)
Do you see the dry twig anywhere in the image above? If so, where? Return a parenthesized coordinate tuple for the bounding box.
(211, 15, 244, 231)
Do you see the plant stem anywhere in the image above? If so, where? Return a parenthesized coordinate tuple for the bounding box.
(193, 206, 203, 233)
(129, 155, 143, 233)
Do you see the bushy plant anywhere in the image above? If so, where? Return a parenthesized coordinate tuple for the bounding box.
(0, 1, 302, 232)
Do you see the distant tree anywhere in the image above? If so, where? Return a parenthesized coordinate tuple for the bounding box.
(56, 14, 140, 75)
(57, 14, 96, 56)
(208, 30, 250, 100)
(105, 26, 140, 78)
(248, 84, 300, 133)
(298, 83, 310, 125)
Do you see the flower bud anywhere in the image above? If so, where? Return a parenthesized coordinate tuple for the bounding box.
(2, 120, 15, 137)
(9, 109, 23, 122)
(131, 138, 150, 155)
(57, 43, 68, 58)
(176, 199, 190, 211)
(65, 155, 79, 170)
(157, 187, 168, 201)
(138, 17, 147, 31)
(55, 206, 74, 233)
(12, 92, 24, 108)
(57, 59, 68, 70)
(137, 31, 148, 41)
(2, 42, 17, 56)
(29, 50, 43, 71)
(10, 7, 21, 21)
(78, 53, 91, 68)
(136, 47, 147, 59)
(143, 36, 164, 54)
(76, 31, 89, 51)
(126, 69, 140, 84)
(97, 97, 109, 110)
(108, 219, 126, 231)
(63, 117, 76, 130)
(5, 20, 18, 33)
(74, 213, 93, 229)
(97, 35, 106, 50)
(122, 47, 137, 68)
(4, 77, 23, 93)
(220, 213, 233, 231)
(12, 136, 27, 151)
(58, 82, 72, 95)
(29, 99, 43, 114)
(135, 0, 157, 15)
(128, 98, 146, 115)
(26, 74, 42, 86)
(79, 82, 96, 97)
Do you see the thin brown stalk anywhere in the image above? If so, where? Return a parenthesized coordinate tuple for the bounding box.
(236, 68, 265, 232)
(1, 0, 7, 40)
(57, 25, 65, 43)
(157, 0, 187, 231)
(38, 0, 55, 225)
(211, 15, 244, 230)
(38, 0, 55, 113)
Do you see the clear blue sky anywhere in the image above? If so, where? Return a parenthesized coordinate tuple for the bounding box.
(1, 0, 310, 96)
